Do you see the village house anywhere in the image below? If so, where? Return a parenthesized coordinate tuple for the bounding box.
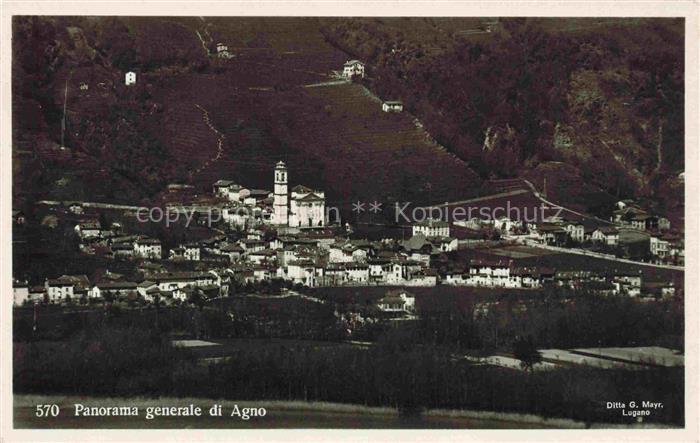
(252, 265, 275, 282)
(213, 180, 247, 202)
(591, 226, 620, 246)
(383, 261, 410, 285)
(368, 258, 392, 283)
(244, 189, 273, 206)
(443, 266, 470, 286)
(468, 259, 519, 288)
(278, 244, 320, 266)
(382, 100, 403, 113)
(342, 60, 365, 79)
(649, 235, 670, 257)
(45, 275, 90, 303)
(247, 248, 277, 264)
(612, 272, 643, 297)
(240, 238, 266, 254)
(494, 216, 523, 234)
(137, 280, 157, 298)
(533, 223, 568, 246)
(75, 221, 101, 239)
(328, 241, 369, 263)
(29, 286, 47, 303)
(345, 263, 370, 284)
(412, 219, 450, 237)
(169, 243, 201, 261)
(222, 205, 252, 229)
(12, 210, 26, 226)
(284, 259, 321, 287)
(111, 242, 135, 258)
(510, 267, 556, 289)
(151, 271, 218, 293)
(563, 221, 586, 243)
(133, 237, 162, 259)
(612, 206, 646, 224)
(13, 280, 29, 306)
(377, 289, 416, 313)
(642, 280, 676, 298)
(403, 269, 438, 287)
(66, 202, 84, 214)
(91, 281, 138, 300)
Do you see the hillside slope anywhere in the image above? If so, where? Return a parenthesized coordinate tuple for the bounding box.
(320, 17, 684, 220)
(12, 16, 481, 217)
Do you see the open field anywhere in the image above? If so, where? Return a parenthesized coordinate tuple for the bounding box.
(572, 347, 684, 368)
(485, 245, 557, 259)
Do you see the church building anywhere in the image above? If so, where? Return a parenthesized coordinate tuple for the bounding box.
(272, 161, 326, 229)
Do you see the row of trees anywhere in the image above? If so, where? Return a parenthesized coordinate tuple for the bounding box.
(14, 323, 684, 425)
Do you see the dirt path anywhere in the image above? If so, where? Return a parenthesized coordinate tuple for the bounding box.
(191, 104, 226, 178)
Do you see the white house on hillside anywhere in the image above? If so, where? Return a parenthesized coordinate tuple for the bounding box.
(382, 101, 403, 113)
(342, 60, 365, 79)
(377, 289, 415, 313)
(125, 71, 136, 86)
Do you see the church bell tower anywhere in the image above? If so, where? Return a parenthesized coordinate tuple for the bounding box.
(273, 161, 288, 226)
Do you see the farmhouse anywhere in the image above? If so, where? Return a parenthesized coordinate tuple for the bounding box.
(342, 60, 365, 79)
(382, 101, 403, 113)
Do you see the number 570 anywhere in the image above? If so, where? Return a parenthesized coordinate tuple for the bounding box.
(35, 404, 59, 417)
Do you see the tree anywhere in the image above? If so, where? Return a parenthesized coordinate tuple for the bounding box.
(512, 335, 542, 372)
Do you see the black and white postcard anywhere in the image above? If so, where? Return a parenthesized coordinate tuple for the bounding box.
(1, 2, 698, 442)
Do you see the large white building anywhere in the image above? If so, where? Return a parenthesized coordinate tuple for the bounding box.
(289, 185, 325, 228)
(272, 161, 326, 229)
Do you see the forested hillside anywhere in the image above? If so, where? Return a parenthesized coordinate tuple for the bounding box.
(320, 18, 684, 218)
(12, 17, 684, 222)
